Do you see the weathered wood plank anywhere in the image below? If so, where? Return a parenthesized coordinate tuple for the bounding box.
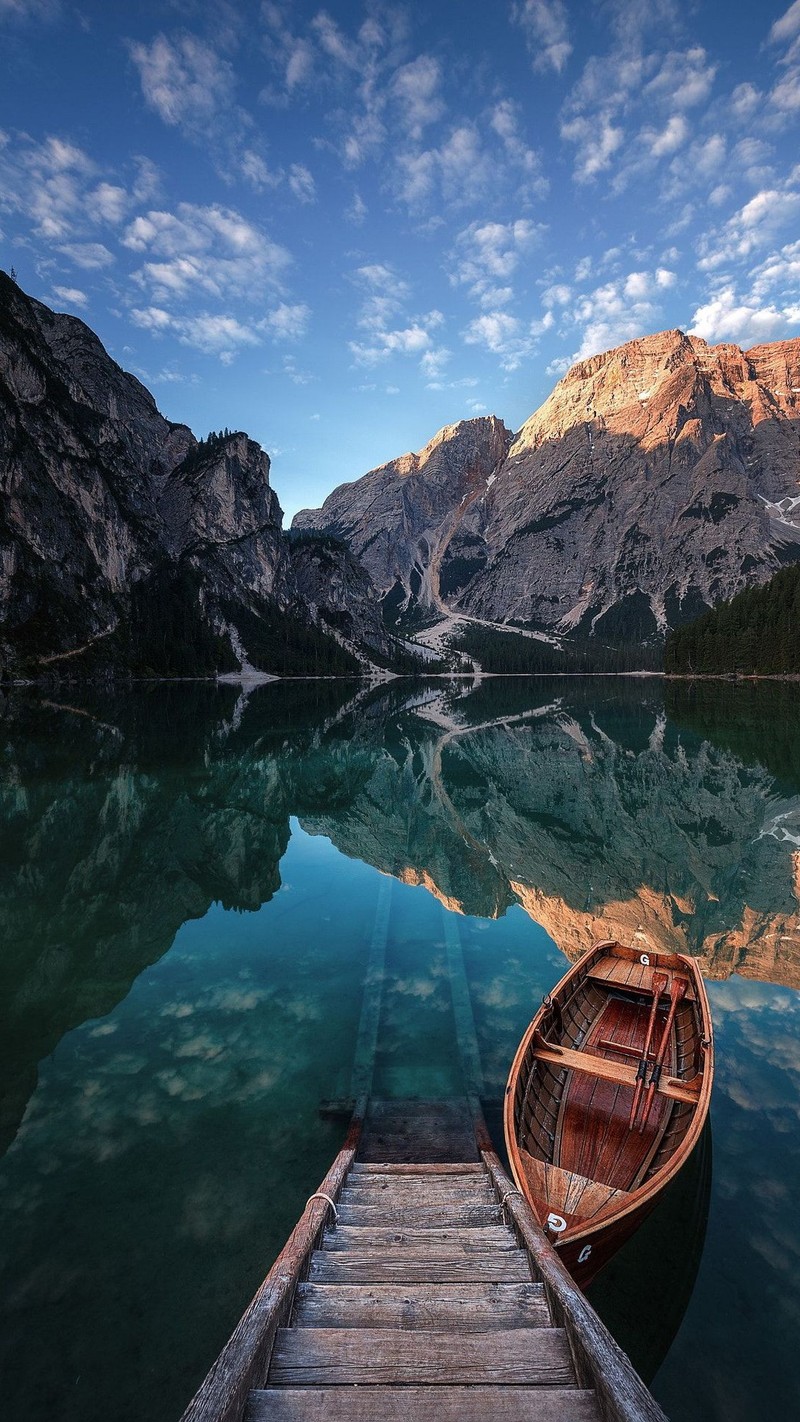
(268, 1327, 575, 1387)
(292, 1281, 551, 1331)
(322, 1225, 519, 1252)
(308, 1251, 533, 1284)
(340, 1182, 495, 1203)
(336, 1203, 504, 1228)
(349, 1162, 485, 1175)
(246, 1387, 602, 1421)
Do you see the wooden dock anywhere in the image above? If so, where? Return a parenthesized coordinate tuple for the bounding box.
(180, 1098, 668, 1422)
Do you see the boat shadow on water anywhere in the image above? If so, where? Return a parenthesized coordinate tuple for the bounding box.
(588, 1119, 712, 1385)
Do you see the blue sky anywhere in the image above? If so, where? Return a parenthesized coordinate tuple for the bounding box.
(2, 0, 800, 518)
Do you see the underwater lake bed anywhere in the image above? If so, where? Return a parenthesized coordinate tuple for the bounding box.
(1, 677, 799, 1421)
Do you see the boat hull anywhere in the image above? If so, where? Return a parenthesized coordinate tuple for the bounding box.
(504, 940, 714, 1289)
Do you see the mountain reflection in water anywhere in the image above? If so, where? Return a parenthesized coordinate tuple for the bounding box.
(1, 676, 799, 1422)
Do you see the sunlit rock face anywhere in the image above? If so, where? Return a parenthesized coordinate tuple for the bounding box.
(292, 416, 512, 619)
(295, 330, 800, 640)
(0, 274, 394, 676)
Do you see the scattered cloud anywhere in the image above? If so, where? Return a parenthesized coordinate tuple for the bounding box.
(688, 284, 800, 346)
(131, 305, 261, 362)
(51, 283, 87, 307)
(260, 301, 311, 341)
(288, 163, 316, 203)
(129, 33, 237, 141)
(450, 218, 544, 308)
(697, 185, 800, 270)
(391, 55, 445, 139)
(123, 202, 292, 302)
(513, 1, 572, 75)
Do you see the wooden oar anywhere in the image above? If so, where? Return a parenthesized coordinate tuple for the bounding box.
(628, 970, 668, 1130)
(638, 976, 687, 1133)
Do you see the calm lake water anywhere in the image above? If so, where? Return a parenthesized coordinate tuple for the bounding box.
(1, 676, 799, 1421)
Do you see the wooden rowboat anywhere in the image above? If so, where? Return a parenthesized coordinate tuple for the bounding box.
(504, 940, 713, 1289)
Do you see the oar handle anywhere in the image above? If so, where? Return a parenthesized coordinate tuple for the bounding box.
(638, 977, 687, 1133)
(628, 970, 669, 1130)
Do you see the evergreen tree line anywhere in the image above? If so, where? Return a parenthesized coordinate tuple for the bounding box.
(453, 625, 663, 674)
(664, 565, 800, 675)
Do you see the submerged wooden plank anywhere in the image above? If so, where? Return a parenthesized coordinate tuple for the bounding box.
(349, 877, 391, 1104)
(268, 1327, 575, 1387)
(359, 1099, 480, 1163)
(246, 1387, 602, 1422)
(308, 1251, 532, 1284)
(442, 906, 485, 1098)
(292, 1281, 551, 1331)
(322, 1225, 519, 1252)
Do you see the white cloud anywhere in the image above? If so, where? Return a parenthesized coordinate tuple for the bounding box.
(87, 183, 129, 225)
(129, 33, 237, 138)
(51, 284, 87, 307)
(697, 186, 800, 270)
(392, 55, 445, 139)
(462, 307, 548, 370)
(688, 285, 800, 347)
(259, 302, 310, 341)
(131, 305, 262, 361)
(769, 2, 800, 46)
(288, 163, 316, 203)
(123, 202, 291, 302)
(561, 115, 624, 183)
(643, 47, 716, 110)
(57, 241, 114, 269)
(644, 113, 689, 158)
(489, 100, 547, 197)
(513, 0, 572, 74)
(451, 218, 544, 306)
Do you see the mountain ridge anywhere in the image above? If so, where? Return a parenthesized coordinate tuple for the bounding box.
(294, 327, 800, 645)
(0, 273, 410, 679)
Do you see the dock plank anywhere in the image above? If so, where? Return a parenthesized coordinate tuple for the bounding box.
(292, 1282, 550, 1331)
(269, 1328, 575, 1387)
(247, 1388, 602, 1421)
(323, 1226, 518, 1251)
(336, 1202, 504, 1227)
(308, 1251, 533, 1284)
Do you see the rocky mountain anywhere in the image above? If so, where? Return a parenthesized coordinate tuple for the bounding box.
(294, 329, 800, 645)
(0, 272, 403, 679)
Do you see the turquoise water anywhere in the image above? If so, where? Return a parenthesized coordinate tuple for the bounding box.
(1, 677, 799, 1419)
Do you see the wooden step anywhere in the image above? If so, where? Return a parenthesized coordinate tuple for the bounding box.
(247, 1387, 602, 1421)
(323, 1226, 519, 1252)
(292, 1281, 551, 1331)
(308, 1250, 533, 1284)
(336, 1202, 504, 1228)
(339, 1183, 496, 1206)
(349, 1162, 486, 1176)
(268, 1327, 575, 1387)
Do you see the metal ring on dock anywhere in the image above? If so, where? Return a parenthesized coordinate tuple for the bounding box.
(306, 1191, 338, 1222)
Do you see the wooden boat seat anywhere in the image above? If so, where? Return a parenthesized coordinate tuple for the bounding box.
(531, 1037, 701, 1106)
(588, 956, 696, 1000)
(518, 1149, 630, 1225)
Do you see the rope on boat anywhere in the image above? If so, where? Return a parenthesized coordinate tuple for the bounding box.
(306, 1191, 338, 1223)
